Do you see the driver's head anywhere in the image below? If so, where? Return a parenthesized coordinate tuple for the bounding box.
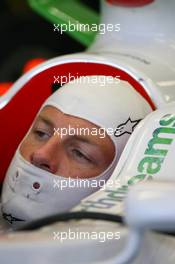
(1, 76, 152, 227)
(20, 106, 116, 179)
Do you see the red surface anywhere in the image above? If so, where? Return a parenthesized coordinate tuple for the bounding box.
(106, 0, 154, 7)
(0, 82, 13, 96)
(0, 62, 155, 183)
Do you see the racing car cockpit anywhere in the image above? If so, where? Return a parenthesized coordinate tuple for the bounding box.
(1, 0, 175, 263)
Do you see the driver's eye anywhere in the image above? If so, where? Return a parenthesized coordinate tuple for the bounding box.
(33, 129, 51, 140)
(71, 148, 92, 164)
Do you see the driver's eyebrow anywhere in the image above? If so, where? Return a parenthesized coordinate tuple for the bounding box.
(37, 115, 55, 128)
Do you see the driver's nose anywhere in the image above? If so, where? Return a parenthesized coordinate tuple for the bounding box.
(30, 137, 59, 174)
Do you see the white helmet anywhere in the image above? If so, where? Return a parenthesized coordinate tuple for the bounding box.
(1, 76, 152, 227)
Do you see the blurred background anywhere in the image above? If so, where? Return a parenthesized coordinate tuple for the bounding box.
(0, 0, 100, 93)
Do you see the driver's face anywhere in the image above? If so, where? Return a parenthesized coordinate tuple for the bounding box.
(20, 106, 115, 179)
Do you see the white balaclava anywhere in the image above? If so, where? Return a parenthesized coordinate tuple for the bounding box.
(1, 76, 152, 227)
